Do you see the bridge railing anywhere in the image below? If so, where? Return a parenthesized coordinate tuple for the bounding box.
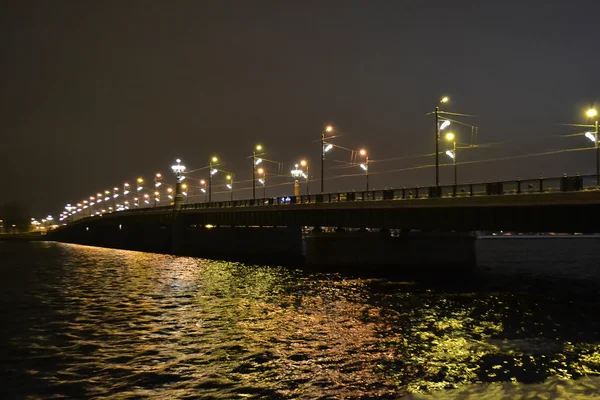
(177, 174, 598, 211)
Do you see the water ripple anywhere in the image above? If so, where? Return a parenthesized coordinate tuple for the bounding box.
(1, 240, 600, 398)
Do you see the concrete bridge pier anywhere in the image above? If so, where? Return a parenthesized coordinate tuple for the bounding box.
(171, 182, 185, 255)
(304, 231, 477, 273)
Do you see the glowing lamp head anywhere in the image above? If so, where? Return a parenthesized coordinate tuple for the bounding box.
(155, 173, 162, 178)
(585, 132, 596, 142)
(587, 108, 598, 118)
(300, 160, 307, 167)
(182, 184, 188, 189)
(325, 125, 333, 133)
(137, 177, 143, 183)
(359, 149, 367, 156)
(445, 132, 455, 141)
(200, 179, 206, 185)
(257, 168, 264, 175)
(441, 96, 449, 103)
(226, 175, 232, 180)
(440, 120, 451, 130)
(256, 144, 262, 151)
(211, 156, 218, 163)
(154, 191, 159, 196)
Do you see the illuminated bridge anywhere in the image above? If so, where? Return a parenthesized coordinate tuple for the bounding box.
(49, 174, 600, 270)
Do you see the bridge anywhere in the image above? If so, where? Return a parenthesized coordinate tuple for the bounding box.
(49, 173, 600, 270)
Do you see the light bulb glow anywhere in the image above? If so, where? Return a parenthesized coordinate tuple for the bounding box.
(585, 132, 596, 142)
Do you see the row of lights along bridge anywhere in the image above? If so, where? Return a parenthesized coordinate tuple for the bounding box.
(56, 99, 599, 223)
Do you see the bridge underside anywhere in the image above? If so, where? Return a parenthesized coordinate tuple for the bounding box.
(178, 192, 600, 233)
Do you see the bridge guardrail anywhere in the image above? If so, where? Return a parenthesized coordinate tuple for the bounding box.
(63, 174, 600, 223)
(178, 174, 598, 211)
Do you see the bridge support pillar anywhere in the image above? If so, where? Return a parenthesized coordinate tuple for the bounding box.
(305, 231, 476, 273)
(171, 182, 185, 254)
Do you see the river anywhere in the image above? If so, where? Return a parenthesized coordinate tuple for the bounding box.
(1, 239, 600, 399)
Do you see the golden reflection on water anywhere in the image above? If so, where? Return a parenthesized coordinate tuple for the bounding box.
(2, 242, 600, 399)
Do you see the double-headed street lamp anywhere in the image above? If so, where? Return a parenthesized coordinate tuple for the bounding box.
(253, 145, 263, 199)
(208, 156, 218, 202)
(321, 125, 334, 193)
(199, 179, 207, 202)
(359, 149, 369, 191)
(434, 96, 450, 187)
(445, 132, 458, 185)
(257, 167, 266, 198)
(226, 174, 234, 201)
(300, 160, 309, 194)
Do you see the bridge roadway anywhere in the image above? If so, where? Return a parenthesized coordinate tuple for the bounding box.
(64, 179, 600, 233)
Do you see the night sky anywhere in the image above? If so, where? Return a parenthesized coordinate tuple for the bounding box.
(2, 0, 600, 217)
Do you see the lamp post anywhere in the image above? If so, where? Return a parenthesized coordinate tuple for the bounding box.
(226, 174, 234, 201)
(253, 145, 262, 199)
(112, 187, 119, 209)
(123, 183, 130, 206)
(153, 191, 160, 207)
(321, 125, 333, 193)
(445, 132, 457, 185)
(359, 149, 369, 191)
(435, 96, 449, 186)
(208, 156, 218, 202)
(300, 159, 309, 194)
(257, 167, 266, 198)
(291, 164, 304, 196)
(181, 184, 188, 203)
(200, 179, 207, 202)
(585, 108, 599, 186)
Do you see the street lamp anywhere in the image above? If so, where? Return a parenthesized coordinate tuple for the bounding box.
(137, 177, 144, 192)
(112, 187, 119, 209)
(257, 167, 266, 198)
(199, 179, 207, 202)
(585, 108, 599, 185)
(181, 184, 188, 203)
(209, 156, 218, 202)
(225, 174, 234, 201)
(143, 193, 150, 204)
(154, 173, 162, 188)
(253, 144, 263, 199)
(167, 187, 174, 201)
(300, 160, 309, 194)
(445, 132, 457, 185)
(359, 149, 369, 191)
(291, 163, 304, 196)
(154, 191, 160, 207)
(171, 159, 186, 182)
(435, 96, 450, 186)
(321, 125, 334, 193)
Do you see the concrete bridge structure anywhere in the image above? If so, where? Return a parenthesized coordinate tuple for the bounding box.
(48, 174, 600, 271)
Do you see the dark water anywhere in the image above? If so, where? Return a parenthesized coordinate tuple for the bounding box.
(1, 239, 600, 399)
